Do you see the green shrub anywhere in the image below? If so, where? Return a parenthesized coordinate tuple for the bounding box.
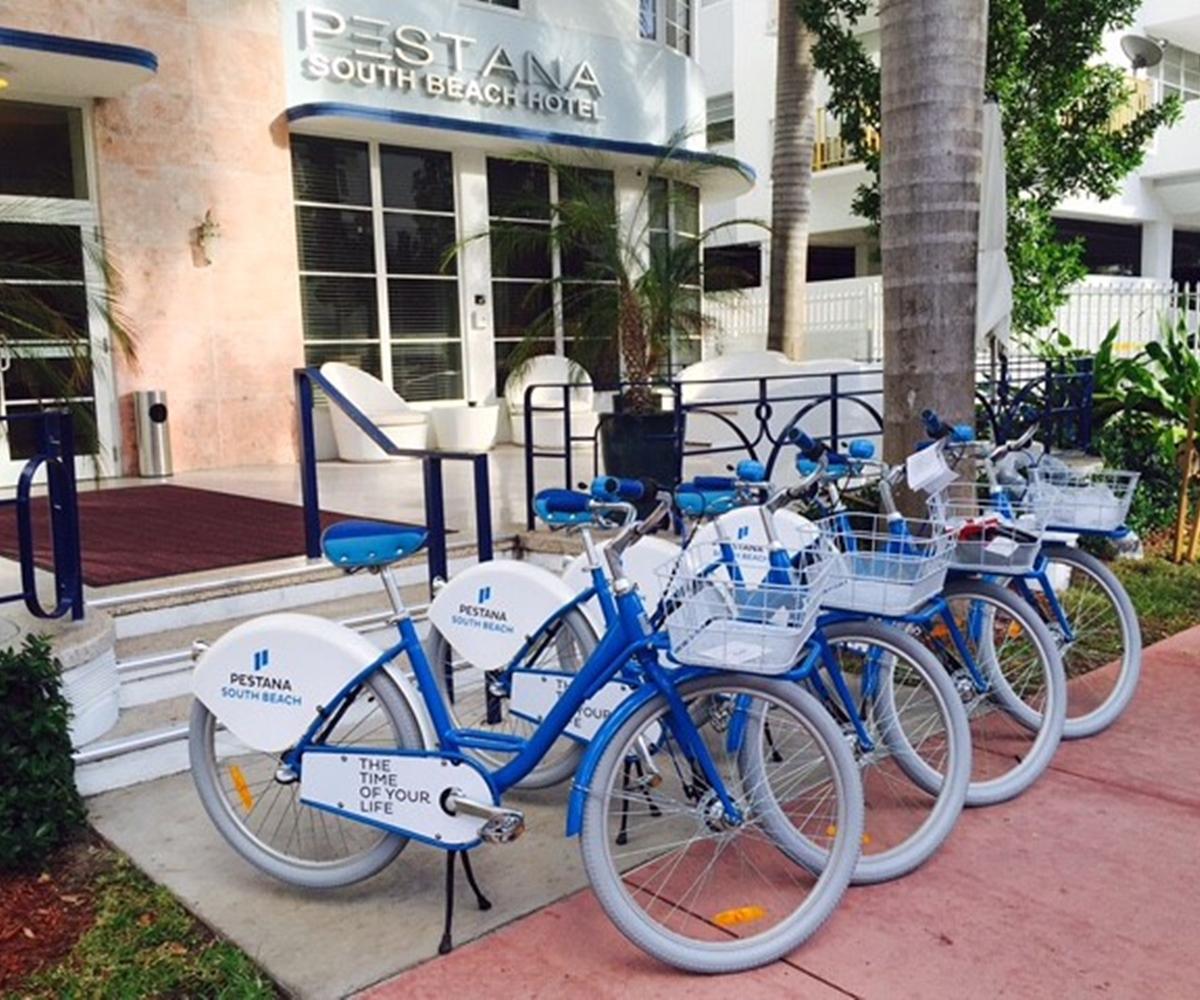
(0, 634, 86, 870)
(1097, 413, 1183, 536)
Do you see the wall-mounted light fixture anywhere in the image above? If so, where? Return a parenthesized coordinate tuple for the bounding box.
(193, 209, 221, 266)
(0, 62, 12, 90)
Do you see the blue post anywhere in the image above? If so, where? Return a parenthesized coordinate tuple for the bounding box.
(52, 411, 84, 620)
(473, 454, 494, 563)
(295, 369, 322, 559)
(830, 373, 841, 452)
(423, 455, 448, 592)
(562, 384, 573, 490)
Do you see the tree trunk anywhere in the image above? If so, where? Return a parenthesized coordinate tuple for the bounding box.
(880, 0, 988, 465)
(767, 0, 817, 359)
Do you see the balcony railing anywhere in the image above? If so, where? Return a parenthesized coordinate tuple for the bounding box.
(811, 75, 1155, 173)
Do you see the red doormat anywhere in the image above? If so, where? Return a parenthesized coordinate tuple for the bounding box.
(0, 485, 423, 588)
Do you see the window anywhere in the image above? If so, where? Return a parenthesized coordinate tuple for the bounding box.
(291, 135, 463, 402)
(639, 0, 658, 39)
(1156, 43, 1200, 103)
(705, 243, 761, 291)
(1053, 218, 1142, 277)
(649, 177, 702, 373)
(1173, 229, 1200, 286)
(0, 101, 87, 199)
(488, 159, 617, 392)
(808, 245, 857, 282)
(665, 0, 694, 55)
(474, 0, 519, 7)
(706, 92, 735, 147)
(641, 1, 693, 55)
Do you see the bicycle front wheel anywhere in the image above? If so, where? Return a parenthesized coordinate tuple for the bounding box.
(1019, 545, 1141, 739)
(933, 579, 1067, 807)
(579, 675, 863, 974)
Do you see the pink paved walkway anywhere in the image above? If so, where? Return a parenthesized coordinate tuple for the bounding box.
(358, 627, 1200, 1000)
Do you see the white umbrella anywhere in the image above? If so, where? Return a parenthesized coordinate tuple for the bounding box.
(977, 101, 1013, 350)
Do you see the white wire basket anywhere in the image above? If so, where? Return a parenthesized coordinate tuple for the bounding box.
(656, 539, 836, 675)
(1028, 467, 1140, 534)
(817, 513, 956, 616)
(926, 481, 1047, 574)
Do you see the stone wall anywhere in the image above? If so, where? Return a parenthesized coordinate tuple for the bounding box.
(0, 0, 304, 471)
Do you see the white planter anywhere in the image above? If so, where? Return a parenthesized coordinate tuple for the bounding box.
(431, 404, 499, 453)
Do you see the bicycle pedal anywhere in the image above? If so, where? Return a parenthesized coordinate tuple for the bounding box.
(479, 810, 526, 844)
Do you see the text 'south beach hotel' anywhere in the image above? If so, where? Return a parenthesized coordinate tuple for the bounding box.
(0, 1, 752, 477)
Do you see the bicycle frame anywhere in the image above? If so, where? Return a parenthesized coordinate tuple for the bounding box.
(281, 561, 749, 824)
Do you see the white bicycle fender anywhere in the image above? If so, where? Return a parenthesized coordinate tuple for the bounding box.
(692, 508, 822, 586)
(193, 613, 420, 754)
(427, 560, 582, 671)
(560, 535, 682, 631)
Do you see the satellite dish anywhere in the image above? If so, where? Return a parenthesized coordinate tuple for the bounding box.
(1121, 34, 1165, 71)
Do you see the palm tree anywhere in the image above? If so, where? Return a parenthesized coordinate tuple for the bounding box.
(767, 0, 818, 359)
(879, 0, 988, 463)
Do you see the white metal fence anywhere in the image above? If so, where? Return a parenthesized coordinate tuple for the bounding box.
(705, 276, 1200, 361)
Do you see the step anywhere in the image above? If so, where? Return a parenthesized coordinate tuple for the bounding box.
(92, 535, 517, 640)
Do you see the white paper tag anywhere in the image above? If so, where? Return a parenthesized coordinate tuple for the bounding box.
(907, 446, 957, 494)
(985, 535, 1020, 557)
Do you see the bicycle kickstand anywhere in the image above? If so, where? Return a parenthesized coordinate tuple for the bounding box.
(438, 850, 494, 956)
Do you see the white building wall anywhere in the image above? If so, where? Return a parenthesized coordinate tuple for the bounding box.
(700, 0, 1200, 282)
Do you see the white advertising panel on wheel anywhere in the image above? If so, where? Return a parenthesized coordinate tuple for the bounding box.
(691, 508, 822, 586)
(428, 560, 581, 672)
(192, 613, 393, 754)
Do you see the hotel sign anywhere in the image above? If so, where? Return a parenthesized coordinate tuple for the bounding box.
(297, 6, 604, 121)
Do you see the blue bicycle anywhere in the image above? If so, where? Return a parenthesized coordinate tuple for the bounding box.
(189, 495, 865, 973)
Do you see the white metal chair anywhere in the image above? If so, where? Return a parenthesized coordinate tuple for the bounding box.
(320, 362, 429, 463)
(504, 355, 599, 448)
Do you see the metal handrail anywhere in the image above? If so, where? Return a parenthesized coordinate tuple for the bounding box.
(0, 409, 84, 620)
(295, 368, 494, 592)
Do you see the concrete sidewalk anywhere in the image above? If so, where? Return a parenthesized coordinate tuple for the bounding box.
(359, 627, 1200, 1000)
(89, 627, 1200, 999)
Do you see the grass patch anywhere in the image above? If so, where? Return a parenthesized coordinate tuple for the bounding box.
(1112, 552, 1200, 647)
(8, 845, 278, 1000)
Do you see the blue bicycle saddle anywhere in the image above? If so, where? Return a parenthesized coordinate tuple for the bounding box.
(321, 520, 428, 569)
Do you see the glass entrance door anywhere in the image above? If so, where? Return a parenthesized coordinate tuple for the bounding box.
(0, 100, 117, 484)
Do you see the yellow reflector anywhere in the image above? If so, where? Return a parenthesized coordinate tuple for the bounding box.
(1007, 623, 1023, 640)
(712, 906, 767, 928)
(825, 824, 837, 837)
(230, 765, 254, 812)
(862, 832, 873, 846)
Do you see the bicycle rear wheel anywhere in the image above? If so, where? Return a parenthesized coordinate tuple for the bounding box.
(751, 621, 972, 885)
(427, 607, 596, 788)
(579, 675, 862, 974)
(1018, 545, 1141, 739)
(189, 670, 423, 889)
(928, 580, 1066, 806)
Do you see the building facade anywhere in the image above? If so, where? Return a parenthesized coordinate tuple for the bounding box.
(699, 0, 1200, 316)
(0, 0, 750, 478)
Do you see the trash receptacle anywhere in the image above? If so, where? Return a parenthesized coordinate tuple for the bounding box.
(134, 390, 172, 478)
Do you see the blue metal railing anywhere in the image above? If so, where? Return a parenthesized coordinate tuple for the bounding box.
(521, 360, 1097, 525)
(0, 409, 84, 621)
(295, 369, 493, 592)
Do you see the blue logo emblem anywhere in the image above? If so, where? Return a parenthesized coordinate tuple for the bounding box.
(253, 649, 270, 672)
(737, 526, 752, 541)
(478, 586, 492, 603)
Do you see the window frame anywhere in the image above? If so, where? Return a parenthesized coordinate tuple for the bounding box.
(640, 0, 695, 56)
(648, 176, 703, 375)
(706, 91, 735, 147)
(487, 158, 618, 393)
(291, 136, 467, 403)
